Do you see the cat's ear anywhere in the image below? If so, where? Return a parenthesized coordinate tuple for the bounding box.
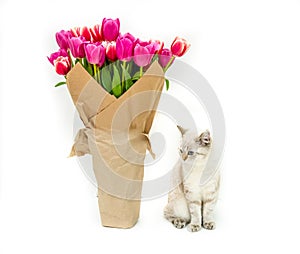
(205, 129, 210, 136)
(196, 130, 211, 145)
(177, 125, 188, 136)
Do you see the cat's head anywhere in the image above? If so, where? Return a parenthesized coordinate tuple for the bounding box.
(177, 126, 211, 161)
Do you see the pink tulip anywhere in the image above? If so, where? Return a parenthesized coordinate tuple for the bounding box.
(68, 36, 86, 58)
(84, 43, 106, 66)
(54, 56, 71, 75)
(71, 26, 91, 41)
(116, 33, 135, 61)
(158, 48, 174, 68)
(133, 41, 157, 67)
(48, 48, 68, 65)
(101, 18, 120, 41)
(105, 41, 117, 61)
(122, 33, 135, 43)
(89, 24, 102, 42)
(55, 30, 72, 50)
(134, 39, 156, 53)
(170, 36, 190, 57)
(149, 39, 164, 54)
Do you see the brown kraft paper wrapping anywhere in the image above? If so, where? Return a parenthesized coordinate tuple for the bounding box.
(66, 61, 164, 228)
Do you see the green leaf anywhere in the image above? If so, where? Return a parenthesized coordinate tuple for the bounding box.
(87, 64, 93, 76)
(54, 81, 67, 87)
(165, 78, 170, 91)
(152, 54, 159, 63)
(101, 67, 112, 93)
(83, 58, 93, 76)
(125, 79, 133, 90)
(132, 71, 140, 81)
(75, 58, 80, 64)
(83, 58, 88, 68)
(121, 64, 133, 90)
(112, 65, 122, 97)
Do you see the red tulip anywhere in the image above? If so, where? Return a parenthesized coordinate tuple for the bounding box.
(105, 41, 117, 61)
(54, 56, 71, 75)
(84, 43, 106, 67)
(101, 18, 120, 41)
(89, 24, 102, 42)
(71, 26, 91, 41)
(170, 37, 190, 57)
(48, 49, 68, 65)
(158, 48, 173, 68)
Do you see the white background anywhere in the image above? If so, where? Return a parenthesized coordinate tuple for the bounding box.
(1, 0, 300, 253)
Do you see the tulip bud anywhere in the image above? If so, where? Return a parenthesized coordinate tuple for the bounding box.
(122, 33, 136, 43)
(105, 41, 117, 61)
(55, 30, 72, 50)
(158, 48, 173, 68)
(116, 34, 135, 61)
(48, 49, 68, 65)
(54, 56, 71, 75)
(149, 39, 164, 54)
(84, 43, 106, 67)
(71, 26, 91, 41)
(133, 41, 156, 67)
(101, 18, 120, 41)
(68, 36, 86, 58)
(170, 37, 190, 57)
(89, 24, 102, 42)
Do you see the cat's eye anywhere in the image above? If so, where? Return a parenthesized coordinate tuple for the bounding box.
(179, 148, 183, 154)
(188, 151, 194, 156)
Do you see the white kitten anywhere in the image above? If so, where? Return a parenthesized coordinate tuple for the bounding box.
(164, 127, 220, 232)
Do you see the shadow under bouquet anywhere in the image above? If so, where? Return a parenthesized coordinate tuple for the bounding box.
(48, 17, 190, 228)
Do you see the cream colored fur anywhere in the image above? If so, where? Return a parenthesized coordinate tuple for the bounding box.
(164, 128, 220, 232)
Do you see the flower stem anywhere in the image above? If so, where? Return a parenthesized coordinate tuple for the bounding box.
(121, 61, 126, 93)
(163, 56, 175, 72)
(93, 64, 98, 82)
(128, 61, 132, 74)
(68, 50, 74, 68)
(98, 68, 101, 84)
(140, 66, 143, 78)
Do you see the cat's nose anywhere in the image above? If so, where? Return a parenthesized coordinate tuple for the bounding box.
(182, 153, 188, 161)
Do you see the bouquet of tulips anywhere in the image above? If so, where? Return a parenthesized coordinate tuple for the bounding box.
(48, 18, 190, 96)
(48, 18, 190, 229)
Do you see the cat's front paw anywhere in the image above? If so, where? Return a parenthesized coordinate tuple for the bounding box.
(172, 218, 187, 229)
(188, 224, 201, 232)
(203, 221, 216, 230)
